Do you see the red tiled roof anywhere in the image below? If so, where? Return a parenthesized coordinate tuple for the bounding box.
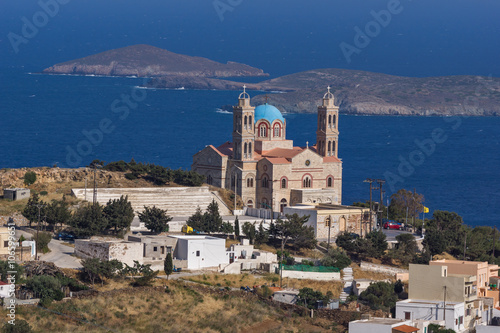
(216, 142, 233, 157)
(262, 147, 304, 159)
(264, 157, 291, 164)
(323, 156, 341, 163)
(393, 325, 419, 333)
(0, 281, 8, 286)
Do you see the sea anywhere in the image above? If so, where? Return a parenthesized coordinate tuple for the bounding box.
(0, 68, 499, 228)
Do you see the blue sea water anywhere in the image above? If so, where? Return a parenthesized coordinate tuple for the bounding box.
(0, 69, 498, 228)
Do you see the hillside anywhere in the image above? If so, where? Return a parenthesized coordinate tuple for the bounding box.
(42, 44, 268, 78)
(147, 68, 500, 116)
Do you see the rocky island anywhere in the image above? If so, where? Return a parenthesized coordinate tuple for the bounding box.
(147, 69, 500, 116)
(42, 44, 268, 78)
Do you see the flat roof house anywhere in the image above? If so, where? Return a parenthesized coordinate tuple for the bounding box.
(169, 235, 229, 270)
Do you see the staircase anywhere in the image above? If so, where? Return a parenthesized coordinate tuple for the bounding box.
(339, 267, 353, 302)
(72, 186, 215, 217)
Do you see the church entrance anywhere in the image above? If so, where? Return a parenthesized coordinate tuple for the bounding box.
(339, 216, 346, 232)
(280, 199, 288, 213)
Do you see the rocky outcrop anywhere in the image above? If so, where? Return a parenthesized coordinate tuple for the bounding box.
(43, 44, 268, 78)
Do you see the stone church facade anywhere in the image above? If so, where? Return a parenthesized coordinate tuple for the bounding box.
(192, 87, 343, 213)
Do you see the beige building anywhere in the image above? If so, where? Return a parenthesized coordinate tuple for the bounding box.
(284, 203, 372, 239)
(192, 87, 342, 213)
(430, 259, 499, 307)
(409, 264, 479, 330)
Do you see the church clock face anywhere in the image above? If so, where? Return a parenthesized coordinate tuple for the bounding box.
(305, 160, 311, 166)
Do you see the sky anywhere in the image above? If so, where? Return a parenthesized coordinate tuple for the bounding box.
(1, 0, 500, 77)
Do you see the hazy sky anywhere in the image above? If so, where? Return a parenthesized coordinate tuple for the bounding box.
(1, 0, 499, 77)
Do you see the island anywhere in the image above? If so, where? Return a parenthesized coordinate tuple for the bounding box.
(42, 44, 268, 78)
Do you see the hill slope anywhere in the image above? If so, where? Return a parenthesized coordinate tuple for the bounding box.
(43, 44, 268, 78)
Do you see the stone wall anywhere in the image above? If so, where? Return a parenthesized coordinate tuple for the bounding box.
(75, 239, 142, 267)
(281, 270, 341, 281)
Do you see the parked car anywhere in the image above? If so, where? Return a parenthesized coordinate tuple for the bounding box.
(383, 221, 403, 230)
(57, 232, 75, 241)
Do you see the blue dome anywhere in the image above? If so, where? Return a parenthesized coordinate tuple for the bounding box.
(254, 103, 285, 124)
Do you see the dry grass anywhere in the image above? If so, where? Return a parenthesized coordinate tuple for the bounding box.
(186, 272, 343, 298)
(433, 252, 456, 260)
(3, 281, 335, 333)
(225, 239, 239, 248)
(350, 263, 395, 281)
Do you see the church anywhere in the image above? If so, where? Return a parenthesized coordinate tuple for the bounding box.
(192, 87, 343, 214)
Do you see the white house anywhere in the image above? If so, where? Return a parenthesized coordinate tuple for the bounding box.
(170, 235, 229, 270)
(396, 299, 465, 332)
(0, 281, 10, 298)
(349, 318, 418, 333)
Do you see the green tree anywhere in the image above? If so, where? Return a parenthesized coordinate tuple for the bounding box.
(139, 206, 172, 234)
(335, 232, 358, 252)
(23, 171, 37, 186)
(422, 230, 448, 256)
(242, 222, 256, 244)
(365, 229, 388, 258)
(164, 252, 173, 280)
(203, 200, 223, 234)
(359, 281, 398, 313)
(0, 261, 24, 283)
(103, 195, 135, 235)
(220, 221, 234, 237)
(130, 261, 158, 287)
(298, 287, 329, 309)
(26, 275, 64, 307)
(428, 324, 456, 333)
(425, 211, 466, 256)
(320, 248, 351, 270)
(33, 232, 52, 254)
(391, 233, 418, 266)
(234, 216, 240, 239)
(45, 199, 71, 231)
(255, 221, 269, 245)
(186, 206, 205, 233)
(2, 319, 32, 333)
(274, 214, 316, 251)
(22, 193, 45, 227)
(81, 258, 123, 286)
(69, 204, 108, 238)
(389, 189, 424, 222)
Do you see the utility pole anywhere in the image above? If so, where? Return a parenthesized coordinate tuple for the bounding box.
(443, 286, 447, 322)
(92, 163, 102, 206)
(326, 215, 332, 249)
(234, 173, 237, 213)
(363, 179, 374, 235)
(377, 180, 385, 229)
(34, 204, 46, 260)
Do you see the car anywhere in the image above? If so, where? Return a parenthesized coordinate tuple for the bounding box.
(383, 221, 403, 230)
(57, 232, 75, 241)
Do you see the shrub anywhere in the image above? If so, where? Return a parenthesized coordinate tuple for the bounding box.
(2, 319, 32, 332)
(23, 171, 37, 185)
(33, 232, 52, 254)
(39, 191, 48, 196)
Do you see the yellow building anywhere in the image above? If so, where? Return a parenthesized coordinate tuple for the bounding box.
(192, 87, 342, 213)
(0, 227, 10, 256)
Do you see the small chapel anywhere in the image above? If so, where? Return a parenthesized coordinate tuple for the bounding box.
(192, 87, 343, 213)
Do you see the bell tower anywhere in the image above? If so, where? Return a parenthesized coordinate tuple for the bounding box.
(316, 86, 339, 157)
(232, 85, 255, 161)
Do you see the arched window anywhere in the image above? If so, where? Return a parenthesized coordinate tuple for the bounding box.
(281, 178, 287, 189)
(247, 200, 253, 208)
(244, 142, 247, 158)
(327, 177, 333, 188)
(244, 115, 247, 129)
(262, 176, 268, 188)
(247, 177, 254, 188)
(273, 123, 281, 137)
(207, 175, 213, 185)
(328, 141, 331, 156)
(332, 141, 336, 155)
(248, 142, 252, 158)
(328, 115, 332, 127)
(332, 114, 336, 127)
(248, 115, 252, 127)
(280, 198, 288, 213)
(303, 176, 311, 188)
(259, 123, 268, 137)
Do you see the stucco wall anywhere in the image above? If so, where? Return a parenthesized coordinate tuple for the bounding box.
(281, 270, 340, 281)
(75, 240, 142, 267)
(396, 300, 464, 332)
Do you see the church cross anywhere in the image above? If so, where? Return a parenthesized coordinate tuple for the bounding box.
(306, 141, 309, 148)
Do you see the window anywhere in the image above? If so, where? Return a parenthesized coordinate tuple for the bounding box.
(247, 177, 254, 188)
(303, 176, 311, 188)
(273, 123, 281, 137)
(248, 115, 252, 126)
(459, 316, 463, 325)
(262, 176, 268, 188)
(244, 142, 248, 158)
(328, 141, 331, 156)
(153, 247, 158, 252)
(196, 251, 200, 257)
(280, 199, 287, 213)
(328, 114, 332, 127)
(244, 115, 247, 129)
(248, 142, 252, 158)
(259, 124, 267, 137)
(3, 241, 7, 248)
(207, 174, 213, 185)
(247, 200, 253, 208)
(161, 246, 165, 254)
(281, 178, 287, 189)
(327, 177, 333, 187)
(404, 312, 411, 320)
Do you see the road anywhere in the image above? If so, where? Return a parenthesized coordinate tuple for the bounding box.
(16, 228, 82, 269)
